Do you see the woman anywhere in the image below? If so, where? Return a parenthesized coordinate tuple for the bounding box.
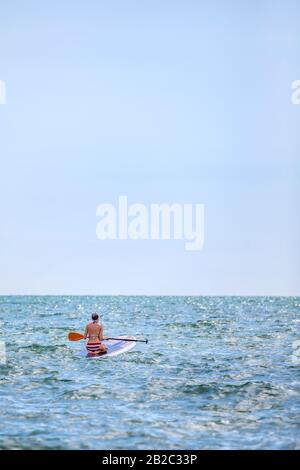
(84, 313, 107, 355)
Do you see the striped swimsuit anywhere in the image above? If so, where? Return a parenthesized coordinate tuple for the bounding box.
(86, 342, 102, 353)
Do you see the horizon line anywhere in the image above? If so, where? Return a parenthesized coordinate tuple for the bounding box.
(0, 293, 299, 298)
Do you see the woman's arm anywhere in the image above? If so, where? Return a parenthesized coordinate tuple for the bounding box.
(83, 325, 88, 339)
(99, 325, 104, 341)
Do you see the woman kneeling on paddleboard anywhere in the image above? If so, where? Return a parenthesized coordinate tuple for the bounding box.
(84, 313, 107, 355)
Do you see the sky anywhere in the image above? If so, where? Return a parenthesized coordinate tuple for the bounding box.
(0, 0, 299, 295)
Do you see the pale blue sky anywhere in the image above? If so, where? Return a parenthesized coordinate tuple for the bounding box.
(0, 0, 299, 295)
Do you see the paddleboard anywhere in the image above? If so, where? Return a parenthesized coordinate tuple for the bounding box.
(79, 336, 136, 359)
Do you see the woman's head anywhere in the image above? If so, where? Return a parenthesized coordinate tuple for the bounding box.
(92, 313, 99, 322)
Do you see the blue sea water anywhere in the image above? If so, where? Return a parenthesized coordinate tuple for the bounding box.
(0, 296, 299, 450)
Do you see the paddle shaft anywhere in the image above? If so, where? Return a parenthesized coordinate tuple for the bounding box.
(106, 337, 148, 343)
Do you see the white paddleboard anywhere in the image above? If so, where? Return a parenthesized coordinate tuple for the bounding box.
(79, 336, 136, 359)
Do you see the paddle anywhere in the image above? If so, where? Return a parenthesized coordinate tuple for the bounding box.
(68, 332, 148, 343)
(105, 337, 148, 344)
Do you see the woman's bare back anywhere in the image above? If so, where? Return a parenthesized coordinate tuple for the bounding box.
(85, 323, 103, 343)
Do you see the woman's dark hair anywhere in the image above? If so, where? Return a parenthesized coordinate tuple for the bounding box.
(92, 313, 99, 321)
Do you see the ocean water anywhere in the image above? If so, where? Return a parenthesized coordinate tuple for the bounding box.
(0, 296, 299, 450)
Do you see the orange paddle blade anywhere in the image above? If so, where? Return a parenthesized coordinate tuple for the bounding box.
(68, 331, 84, 341)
